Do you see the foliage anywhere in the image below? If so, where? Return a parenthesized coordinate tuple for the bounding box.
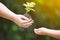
(23, 2, 35, 14)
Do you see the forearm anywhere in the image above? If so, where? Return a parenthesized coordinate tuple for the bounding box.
(45, 29, 60, 39)
(0, 2, 16, 21)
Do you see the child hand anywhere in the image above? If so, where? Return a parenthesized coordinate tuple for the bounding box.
(34, 27, 48, 35)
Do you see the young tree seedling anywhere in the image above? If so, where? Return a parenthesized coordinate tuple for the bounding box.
(23, 2, 36, 18)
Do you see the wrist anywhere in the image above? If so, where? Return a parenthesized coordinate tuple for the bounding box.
(9, 13, 17, 22)
(43, 28, 51, 35)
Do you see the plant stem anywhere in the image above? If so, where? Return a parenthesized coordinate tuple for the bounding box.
(25, 11, 29, 14)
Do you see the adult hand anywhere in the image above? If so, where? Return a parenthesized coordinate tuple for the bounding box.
(13, 14, 34, 28)
(0, 2, 33, 28)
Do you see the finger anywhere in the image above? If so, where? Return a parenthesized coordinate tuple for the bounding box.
(21, 15, 31, 21)
(22, 26, 29, 28)
(23, 22, 33, 27)
(21, 20, 33, 28)
(17, 15, 33, 22)
(23, 20, 34, 26)
(19, 20, 33, 28)
(34, 29, 41, 35)
(21, 19, 33, 24)
(34, 29, 38, 34)
(21, 19, 33, 23)
(17, 15, 31, 21)
(23, 23, 32, 28)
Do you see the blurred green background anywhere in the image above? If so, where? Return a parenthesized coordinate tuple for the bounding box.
(0, 0, 60, 40)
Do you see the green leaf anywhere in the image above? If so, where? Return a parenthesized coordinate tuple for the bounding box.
(23, 2, 36, 14)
